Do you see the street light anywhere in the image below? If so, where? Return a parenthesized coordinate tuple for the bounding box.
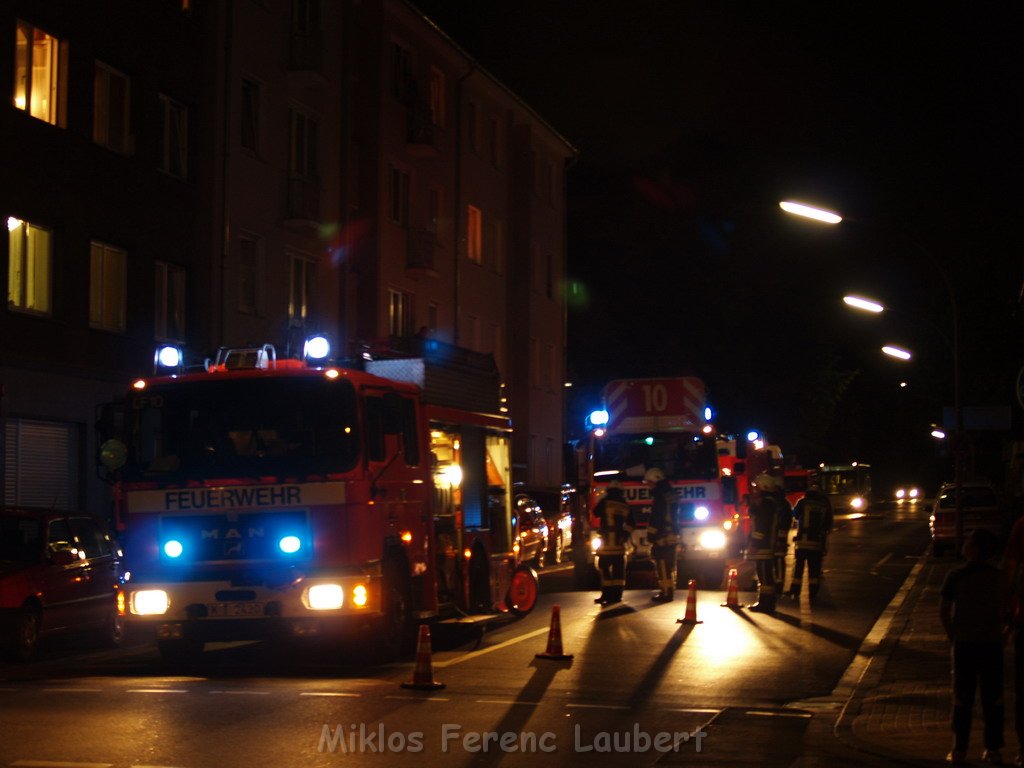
(881, 345, 912, 361)
(782, 200, 965, 553)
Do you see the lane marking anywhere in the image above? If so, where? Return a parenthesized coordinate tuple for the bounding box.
(666, 708, 720, 714)
(476, 699, 543, 706)
(209, 690, 270, 695)
(567, 703, 629, 710)
(384, 695, 450, 702)
(126, 689, 189, 694)
(744, 710, 812, 719)
(41, 688, 102, 693)
(300, 692, 361, 698)
(432, 627, 551, 668)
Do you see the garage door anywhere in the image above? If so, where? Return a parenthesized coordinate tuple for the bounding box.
(4, 418, 79, 508)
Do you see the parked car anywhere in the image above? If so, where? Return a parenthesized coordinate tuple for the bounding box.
(929, 482, 1006, 557)
(541, 492, 575, 565)
(0, 508, 124, 660)
(513, 495, 548, 568)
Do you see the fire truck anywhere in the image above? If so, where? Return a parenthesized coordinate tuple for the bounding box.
(577, 378, 779, 587)
(95, 337, 538, 663)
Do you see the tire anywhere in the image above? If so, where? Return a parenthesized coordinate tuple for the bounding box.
(5, 610, 40, 662)
(97, 607, 125, 648)
(506, 566, 539, 616)
(157, 638, 204, 666)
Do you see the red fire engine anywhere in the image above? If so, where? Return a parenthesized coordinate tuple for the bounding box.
(578, 378, 779, 586)
(96, 338, 537, 663)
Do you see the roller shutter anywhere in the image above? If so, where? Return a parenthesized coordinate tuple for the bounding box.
(4, 418, 79, 508)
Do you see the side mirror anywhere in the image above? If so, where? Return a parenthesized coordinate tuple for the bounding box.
(99, 439, 128, 472)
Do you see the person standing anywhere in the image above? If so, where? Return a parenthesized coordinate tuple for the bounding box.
(772, 479, 794, 592)
(746, 473, 782, 613)
(789, 479, 834, 600)
(645, 467, 678, 602)
(1003, 514, 1024, 767)
(593, 481, 633, 605)
(940, 527, 1006, 765)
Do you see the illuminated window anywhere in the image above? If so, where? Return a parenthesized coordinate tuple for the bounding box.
(388, 289, 413, 337)
(288, 253, 314, 326)
(429, 67, 445, 127)
(13, 20, 64, 126)
(238, 233, 264, 315)
(93, 61, 131, 154)
(154, 261, 185, 342)
(389, 166, 409, 226)
(467, 205, 482, 264)
(7, 217, 51, 315)
(241, 78, 260, 152)
(89, 241, 126, 332)
(159, 94, 188, 179)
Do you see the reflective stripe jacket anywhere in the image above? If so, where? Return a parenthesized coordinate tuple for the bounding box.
(595, 493, 634, 555)
(793, 490, 834, 551)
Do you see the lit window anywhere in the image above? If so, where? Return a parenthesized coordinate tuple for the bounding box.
(8, 217, 52, 315)
(154, 261, 185, 342)
(289, 253, 315, 326)
(467, 205, 482, 264)
(388, 289, 413, 337)
(13, 20, 64, 126)
(93, 61, 131, 154)
(89, 241, 126, 332)
(159, 94, 188, 179)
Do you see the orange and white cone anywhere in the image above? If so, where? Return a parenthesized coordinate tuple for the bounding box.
(721, 568, 745, 608)
(535, 604, 574, 660)
(401, 624, 446, 690)
(676, 578, 703, 624)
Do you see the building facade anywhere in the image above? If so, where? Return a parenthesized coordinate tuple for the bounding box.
(0, 0, 574, 515)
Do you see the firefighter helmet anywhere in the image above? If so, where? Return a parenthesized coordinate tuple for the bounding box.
(644, 467, 665, 484)
(753, 473, 781, 492)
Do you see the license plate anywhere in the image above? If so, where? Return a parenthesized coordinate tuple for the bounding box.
(206, 601, 265, 618)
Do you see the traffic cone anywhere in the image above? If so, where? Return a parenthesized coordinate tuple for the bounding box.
(535, 605, 574, 660)
(720, 568, 745, 608)
(676, 579, 704, 624)
(401, 624, 446, 690)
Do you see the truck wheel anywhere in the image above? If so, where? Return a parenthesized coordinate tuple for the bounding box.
(157, 638, 204, 667)
(506, 566, 539, 616)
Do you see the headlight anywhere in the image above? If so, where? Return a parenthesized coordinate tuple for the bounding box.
(305, 584, 344, 610)
(131, 590, 170, 616)
(896, 489, 905, 499)
(851, 497, 866, 510)
(698, 529, 727, 551)
(909, 488, 919, 499)
(694, 506, 710, 521)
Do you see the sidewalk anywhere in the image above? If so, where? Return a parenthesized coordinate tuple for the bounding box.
(835, 554, 1018, 767)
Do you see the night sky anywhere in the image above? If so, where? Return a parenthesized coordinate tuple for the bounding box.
(411, 2, 1022, 490)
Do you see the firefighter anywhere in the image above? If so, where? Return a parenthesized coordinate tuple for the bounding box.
(772, 479, 794, 592)
(746, 473, 782, 613)
(645, 467, 679, 602)
(593, 480, 634, 605)
(788, 478, 834, 599)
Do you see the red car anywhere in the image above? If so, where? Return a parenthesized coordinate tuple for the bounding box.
(0, 508, 125, 660)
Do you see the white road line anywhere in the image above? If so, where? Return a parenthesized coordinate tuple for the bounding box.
(744, 710, 812, 718)
(384, 695, 450, 702)
(432, 627, 551, 668)
(41, 688, 103, 693)
(300, 692, 362, 698)
(873, 553, 894, 568)
(126, 689, 189, 694)
(666, 708, 720, 714)
(566, 703, 629, 710)
(209, 690, 270, 695)
(475, 699, 543, 706)
(12, 762, 113, 768)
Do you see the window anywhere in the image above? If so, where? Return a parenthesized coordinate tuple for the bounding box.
(467, 101, 479, 152)
(154, 261, 185, 342)
(389, 166, 409, 226)
(4, 419, 78, 508)
(388, 289, 413, 337)
(13, 20, 64, 126)
(238, 234, 264, 314)
(427, 187, 442, 241)
(427, 302, 438, 334)
(159, 94, 188, 178)
(467, 205, 482, 264)
(7, 217, 51, 315)
(291, 0, 320, 33)
(429, 67, 445, 127)
(289, 253, 314, 326)
(288, 108, 318, 179)
(93, 61, 131, 154)
(89, 241, 126, 332)
(391, 42, 412, 102)
(241, 78, 260, 152)
(68, 518, 109, 559)
(488, 117, 501, 166)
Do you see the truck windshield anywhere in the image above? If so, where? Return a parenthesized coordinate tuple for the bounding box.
(127, 376, 360, 479)
(593, 433, 717, 481)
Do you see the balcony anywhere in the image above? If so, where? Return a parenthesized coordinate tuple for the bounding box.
(284, 176, 320, 228)
(406, 102, 439, 158)
(406, 227, 439, 279)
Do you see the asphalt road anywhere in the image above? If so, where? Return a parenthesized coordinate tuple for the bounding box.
(0, 501, 932, 767)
